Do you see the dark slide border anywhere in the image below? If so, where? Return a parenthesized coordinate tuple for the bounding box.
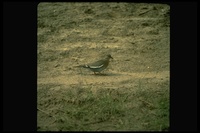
(3, 2, 197, 131)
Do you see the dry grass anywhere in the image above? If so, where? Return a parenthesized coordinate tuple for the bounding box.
(37, 79, 169, 131)
(37, 2, 170, 131)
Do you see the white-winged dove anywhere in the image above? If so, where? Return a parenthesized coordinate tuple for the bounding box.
(76, 54, 113, 74)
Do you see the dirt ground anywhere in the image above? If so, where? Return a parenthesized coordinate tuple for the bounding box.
(37, 2, 170, 131)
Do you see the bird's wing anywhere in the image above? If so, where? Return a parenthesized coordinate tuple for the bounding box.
(88, 59, 106, 68)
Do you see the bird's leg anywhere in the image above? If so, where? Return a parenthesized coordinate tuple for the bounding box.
(99, 72, 106, 75)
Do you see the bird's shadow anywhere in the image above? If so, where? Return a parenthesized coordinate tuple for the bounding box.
(76, 69, 123, 76)
(87, 72, 122, 76)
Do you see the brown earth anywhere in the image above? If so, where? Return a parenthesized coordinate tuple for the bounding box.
(37, 2, 170, 131)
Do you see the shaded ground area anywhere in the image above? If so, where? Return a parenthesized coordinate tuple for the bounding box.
(37, 2, 170, 131)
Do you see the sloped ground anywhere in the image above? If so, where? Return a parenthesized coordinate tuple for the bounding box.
(37, 2, 170, 131)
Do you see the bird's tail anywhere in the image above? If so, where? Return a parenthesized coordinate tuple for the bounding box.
(74, 65, 89, 68)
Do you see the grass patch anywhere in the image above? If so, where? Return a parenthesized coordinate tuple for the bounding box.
(38, 80, 169, 131)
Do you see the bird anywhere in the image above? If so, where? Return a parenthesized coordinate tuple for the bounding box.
(76, 54, 113, 75)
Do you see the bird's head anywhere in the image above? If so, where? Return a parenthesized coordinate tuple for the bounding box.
(106, 54, 113, 59)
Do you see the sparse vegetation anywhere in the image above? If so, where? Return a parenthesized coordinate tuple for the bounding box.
(38, 79, 169, 131)
(37, 2, 170, 131)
